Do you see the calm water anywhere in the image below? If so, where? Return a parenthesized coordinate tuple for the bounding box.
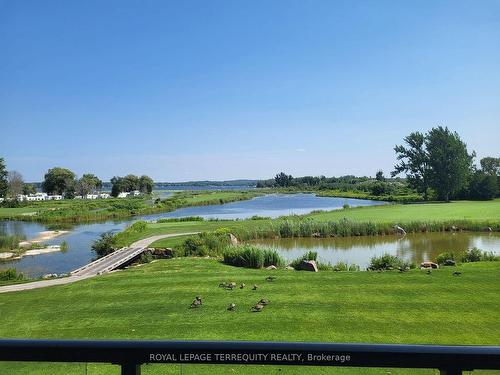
(0, 193, 384, 277)
(141, 193, 387, 221)
(253, 232, 500, 269)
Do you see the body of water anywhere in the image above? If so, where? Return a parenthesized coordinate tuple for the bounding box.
(140, 193, 386, 221)
(0, 193, 385, 277)
(253, 232, 500, 269)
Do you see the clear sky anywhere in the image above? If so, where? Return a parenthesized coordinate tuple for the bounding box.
(1, 0, 499, 182)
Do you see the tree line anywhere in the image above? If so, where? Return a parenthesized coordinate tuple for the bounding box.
(0, 159, 154, 200)
(393, 126, 498, 201)
(256, 126, 499, 201)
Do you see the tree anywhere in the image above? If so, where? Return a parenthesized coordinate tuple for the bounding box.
(139, 175, 154, 194)
(110, 176, 125, 197)
(468, 171, 498, 200)
(274, 172, 293, 187)
(426, 126, 475, 202)
(7, 171, 24, 198)
(480, 157, 500, 176)
(123, 174, 140, 191)
(22, 183, 36, 195)
(76, 174, 102, 197)
(91, 232, 116, 258)
(375, 170, 385, 181)
(0, 158, 8, 198)
(42, 167, 76, 195)
(392, 132, 431, 200)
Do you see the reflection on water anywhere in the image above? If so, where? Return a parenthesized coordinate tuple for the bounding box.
(254, 232, 500, 269)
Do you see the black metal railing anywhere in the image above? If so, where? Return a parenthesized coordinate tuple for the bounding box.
(1, 339, 499, 375)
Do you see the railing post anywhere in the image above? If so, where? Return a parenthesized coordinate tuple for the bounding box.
(120, 362, 141, 375)
(439, 368, 462, 375)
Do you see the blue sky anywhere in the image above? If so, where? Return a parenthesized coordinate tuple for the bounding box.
(1, 0, 499, 182)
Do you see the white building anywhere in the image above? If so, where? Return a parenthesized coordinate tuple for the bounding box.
(86, 194, 99, 200)
(48, 195, 63, 200)
(132, 190, 141, 196)
(117, 192, 129, 198)
(99, 193, 110, 199)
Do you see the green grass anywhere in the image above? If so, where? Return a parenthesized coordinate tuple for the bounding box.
(0, 259, 498, 374)
(308, 199, 500, 222)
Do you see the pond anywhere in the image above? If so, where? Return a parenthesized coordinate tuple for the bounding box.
(253, 232, 500, 269)
(0, 193, 385, 277)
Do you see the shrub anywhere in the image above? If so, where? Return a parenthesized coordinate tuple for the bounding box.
(140, 252, 154, 263)
(91, 232, 116, 258)
(333, 262, 348, 271)
(183, 237, 208, 257)
(461, 248, 499, 263)
(461, 247, 483, 263)
(348, 264, 360, 271)
(129, 221, 147, 232)
(342, 204, 350, 209)
(368, 254, 406, 270)
(436, 252, 456, 265)
(0, 268, 23, 281)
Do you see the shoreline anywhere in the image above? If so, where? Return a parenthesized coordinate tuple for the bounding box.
(0, 230, 69, 261)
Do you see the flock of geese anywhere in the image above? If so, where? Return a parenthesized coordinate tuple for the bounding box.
(189, 276, 277, 312)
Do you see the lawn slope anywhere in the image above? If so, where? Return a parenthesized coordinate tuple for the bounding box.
(0, 259, 498, 374)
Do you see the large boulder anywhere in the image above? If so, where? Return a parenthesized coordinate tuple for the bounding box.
(229, 233, 238, 246)
(420, 261, 439, 269)
(298, 260, 319, 272)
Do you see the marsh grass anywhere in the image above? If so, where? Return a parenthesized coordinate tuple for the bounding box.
(222, 244, 284, 269)
(0, 234, 25, 251)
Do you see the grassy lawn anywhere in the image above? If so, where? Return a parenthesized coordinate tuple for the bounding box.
(309, 199, 500, 222)
(0, 259, 498, 374)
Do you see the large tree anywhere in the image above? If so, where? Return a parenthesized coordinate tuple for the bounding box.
(0, 158, 8, 198)
(76, 174, 103, 197)
(139, 175, 154, 194)
(7, 171, 24, 198)
(123, 174, 140, 191)
(274, 172, 293, 187)
(392, 132, 430, 199)
(22, 183, 37, 195)
(110, 176, 125, 197)
(469, 171, 498, 200)
(480, 157, 500, 176)
(42, 167, 76, 195)
(425, 126, 475, 202)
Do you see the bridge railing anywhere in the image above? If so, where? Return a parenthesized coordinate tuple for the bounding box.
(0, 339, 499, 375)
